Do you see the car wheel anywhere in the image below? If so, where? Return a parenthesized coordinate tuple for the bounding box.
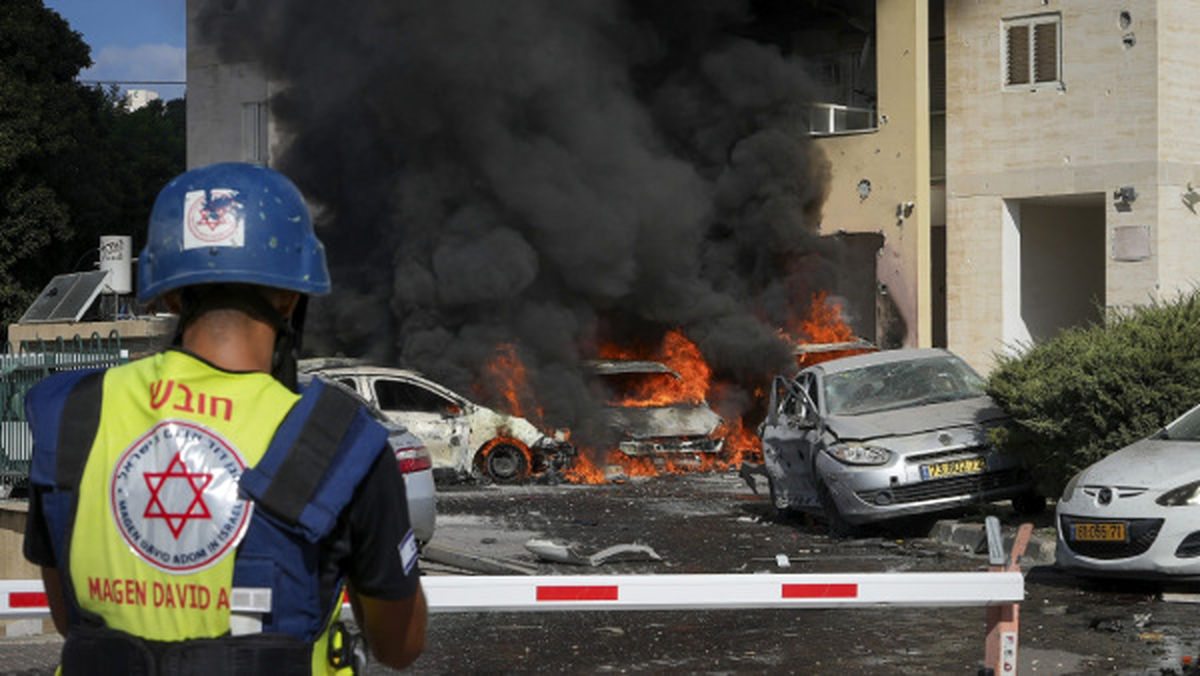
(816, 478, 857, 538)
(1012, 490, 1047, 516)
(484, 442, 529, 483)
(766, 477, 794, 519)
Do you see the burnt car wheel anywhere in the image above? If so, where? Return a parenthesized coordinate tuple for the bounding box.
(766, 477, 795, 519)
(484, 442, 529, 483)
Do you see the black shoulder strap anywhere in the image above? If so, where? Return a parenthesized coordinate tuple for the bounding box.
(256, 384, 361, 526)
(56, 371, 105, 490)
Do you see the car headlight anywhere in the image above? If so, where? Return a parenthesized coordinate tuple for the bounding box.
(826, 443, 892, 465)
(1060, 472, 1081, 502)
(1156, 480, 1200, 507)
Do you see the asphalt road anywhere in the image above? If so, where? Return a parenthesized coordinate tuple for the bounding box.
(401, 472, 1200, 675)
(4, 471, 1200, 675)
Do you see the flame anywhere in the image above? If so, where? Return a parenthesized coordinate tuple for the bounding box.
(477, 291, 867, 484)
(783, 291, 873, 368)
(789, 290, 855, 344)
(478, 342, 545, 425)
(563, 451, 609, 483)
(717, 416, 760, 465)
(597, 330, 709, 407)
(564, 446, 727, 483)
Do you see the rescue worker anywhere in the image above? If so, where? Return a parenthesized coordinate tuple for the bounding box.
(22, 162, 427, 674)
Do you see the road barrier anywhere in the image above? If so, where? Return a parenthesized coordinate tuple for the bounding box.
(0, 571, 1023, 618)
(2, 519, 1032, 673)
(2, 571, 1027, 669)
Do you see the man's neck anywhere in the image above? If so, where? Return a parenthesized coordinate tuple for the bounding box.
(180, 313, 278, 373)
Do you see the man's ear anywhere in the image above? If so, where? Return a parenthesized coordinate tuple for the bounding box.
(162, 291, 183, 314)
(274, 291, 301, 319)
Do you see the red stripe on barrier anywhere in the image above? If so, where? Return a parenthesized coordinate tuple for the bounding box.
(536, 585, 619, 602)
(10, 592, 48, 608)
(781, 583, 858, 599)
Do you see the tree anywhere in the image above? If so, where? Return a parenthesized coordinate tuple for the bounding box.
(0, 1, 185, 333)
(987, 293, 1200, 498)
(0, 0, 93, 325)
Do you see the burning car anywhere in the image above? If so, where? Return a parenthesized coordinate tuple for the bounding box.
(587, 359, 726, 463)
(758, 348, 1042, 536)
(299, 359, 574, 483)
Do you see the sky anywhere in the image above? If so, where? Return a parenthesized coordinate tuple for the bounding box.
(43, 0, 187, 101)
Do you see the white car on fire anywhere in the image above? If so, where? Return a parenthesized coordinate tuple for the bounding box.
(299, 360, 574, 483)
(1057, 402, 1200, 579)
(586, 359, 726, 462)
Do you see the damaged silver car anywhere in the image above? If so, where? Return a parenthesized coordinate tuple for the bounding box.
(299, 359, 574, 483)
(758, 348, 1041, 536)
(587, 360, 726, 463)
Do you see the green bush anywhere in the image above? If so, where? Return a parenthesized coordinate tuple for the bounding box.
(986, 291, 1200, 499)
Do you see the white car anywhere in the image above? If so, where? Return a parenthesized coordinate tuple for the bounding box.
(383, 418, 437, 547)
(298, 374, 436, 545)
(1056, 402, 1200, 579)
(299, 360, 574, 483)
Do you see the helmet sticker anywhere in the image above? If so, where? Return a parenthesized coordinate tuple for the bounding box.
(110, 420, 253, 574)
(183, 188, 245, 250)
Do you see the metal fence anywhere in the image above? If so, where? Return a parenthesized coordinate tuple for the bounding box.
(0, 332, 129, 495)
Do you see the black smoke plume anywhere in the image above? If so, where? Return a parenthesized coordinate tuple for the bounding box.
(200, 0, 834, 444)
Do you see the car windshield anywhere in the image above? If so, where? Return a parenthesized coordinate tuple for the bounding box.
(823, 354, 987, 416)
(1164, 405, 1200, 441)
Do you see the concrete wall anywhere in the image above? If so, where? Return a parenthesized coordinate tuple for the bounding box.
(816, 0, 930, 349)
(186, 0, 272, 169)
(1, 502, 38, 580)
(1154, 0, 1200, 298)
(945, 0, 1172, 373)
(6, 318, 176, 359)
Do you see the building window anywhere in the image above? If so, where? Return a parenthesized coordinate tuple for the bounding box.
(1004, 14, 1061, 88)
(241, 101, 268, 164)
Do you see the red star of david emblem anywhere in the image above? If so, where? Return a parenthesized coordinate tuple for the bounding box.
(143, 452, 213, 539)
(197, 205, 229, 231)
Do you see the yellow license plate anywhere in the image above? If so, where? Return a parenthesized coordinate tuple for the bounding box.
(1071, 522, 1126, 542)
(920, 457, 986, 479)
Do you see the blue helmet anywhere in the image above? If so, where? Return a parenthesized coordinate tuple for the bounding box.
(137, 162, 331, 303)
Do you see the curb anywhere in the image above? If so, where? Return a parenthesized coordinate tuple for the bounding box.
(930, 519, 1057, 568)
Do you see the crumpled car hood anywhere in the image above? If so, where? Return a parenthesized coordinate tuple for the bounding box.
(606, 404, 723, 439)
(825, 396, 1007, 441)
(1077, 437, 1200, 488)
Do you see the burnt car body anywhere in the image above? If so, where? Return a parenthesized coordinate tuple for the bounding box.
(587, 360, 725, 462)
(299, 360, 574, 483)
(759, 348, 1040, 535)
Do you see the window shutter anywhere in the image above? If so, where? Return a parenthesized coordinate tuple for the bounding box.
(1006, 24, 1030, 86)
(1033, 21, 1058, 83)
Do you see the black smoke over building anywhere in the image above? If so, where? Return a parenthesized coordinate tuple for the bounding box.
(200, 0, 835, 441)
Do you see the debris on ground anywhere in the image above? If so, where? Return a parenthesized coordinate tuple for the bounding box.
(422, 542, 539, 575)
(525, 539, 663, 566)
